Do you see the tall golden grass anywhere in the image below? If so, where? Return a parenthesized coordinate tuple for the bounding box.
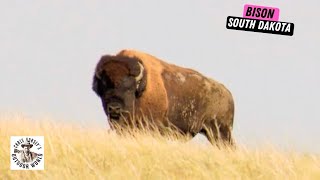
(0, 113, 319, 180)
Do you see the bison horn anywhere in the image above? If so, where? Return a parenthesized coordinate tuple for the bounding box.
(95, 71, 101, 79)
(135, 62, 144, 83)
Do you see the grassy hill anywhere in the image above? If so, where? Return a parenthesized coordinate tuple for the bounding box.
(0, 114, 319, 179)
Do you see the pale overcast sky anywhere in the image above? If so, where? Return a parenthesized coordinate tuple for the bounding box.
(0, 1, 319, 152)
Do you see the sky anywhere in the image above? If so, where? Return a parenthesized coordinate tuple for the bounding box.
(0, 1, 319, 152)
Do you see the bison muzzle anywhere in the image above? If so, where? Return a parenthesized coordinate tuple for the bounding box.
(92, 49, 235, 146)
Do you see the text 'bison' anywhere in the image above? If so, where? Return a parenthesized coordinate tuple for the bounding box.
(92, 50, 235, 145)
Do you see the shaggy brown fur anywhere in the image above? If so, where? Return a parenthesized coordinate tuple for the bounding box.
(93, 49, 235, 146)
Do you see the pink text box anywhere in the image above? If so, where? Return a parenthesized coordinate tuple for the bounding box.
(243, 4, 280, 21)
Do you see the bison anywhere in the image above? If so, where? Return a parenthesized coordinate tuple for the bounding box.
(92, 49, 235, 145)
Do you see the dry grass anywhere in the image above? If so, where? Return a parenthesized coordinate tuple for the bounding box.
(0, 113, 319, 180)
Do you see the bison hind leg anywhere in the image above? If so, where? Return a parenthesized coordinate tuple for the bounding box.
(200, 121, 235, 148)
(219, 125, 235, 148)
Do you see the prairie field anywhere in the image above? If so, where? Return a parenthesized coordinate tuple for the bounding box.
(0, 114, 319, 180)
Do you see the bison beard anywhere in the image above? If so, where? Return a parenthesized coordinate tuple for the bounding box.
(92, 49, 235, 147)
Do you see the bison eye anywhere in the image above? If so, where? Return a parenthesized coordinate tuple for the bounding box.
(122, 77, 135, 89)
(102, 75, 114, 89)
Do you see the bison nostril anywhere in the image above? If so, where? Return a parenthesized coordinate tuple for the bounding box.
(114, 107, 121, 112)
(107, 103, 122, 114)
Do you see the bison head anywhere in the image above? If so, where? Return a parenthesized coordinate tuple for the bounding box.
(92, 55, 146, 123)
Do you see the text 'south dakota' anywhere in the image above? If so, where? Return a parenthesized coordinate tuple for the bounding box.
(226, 16, 294, 36)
